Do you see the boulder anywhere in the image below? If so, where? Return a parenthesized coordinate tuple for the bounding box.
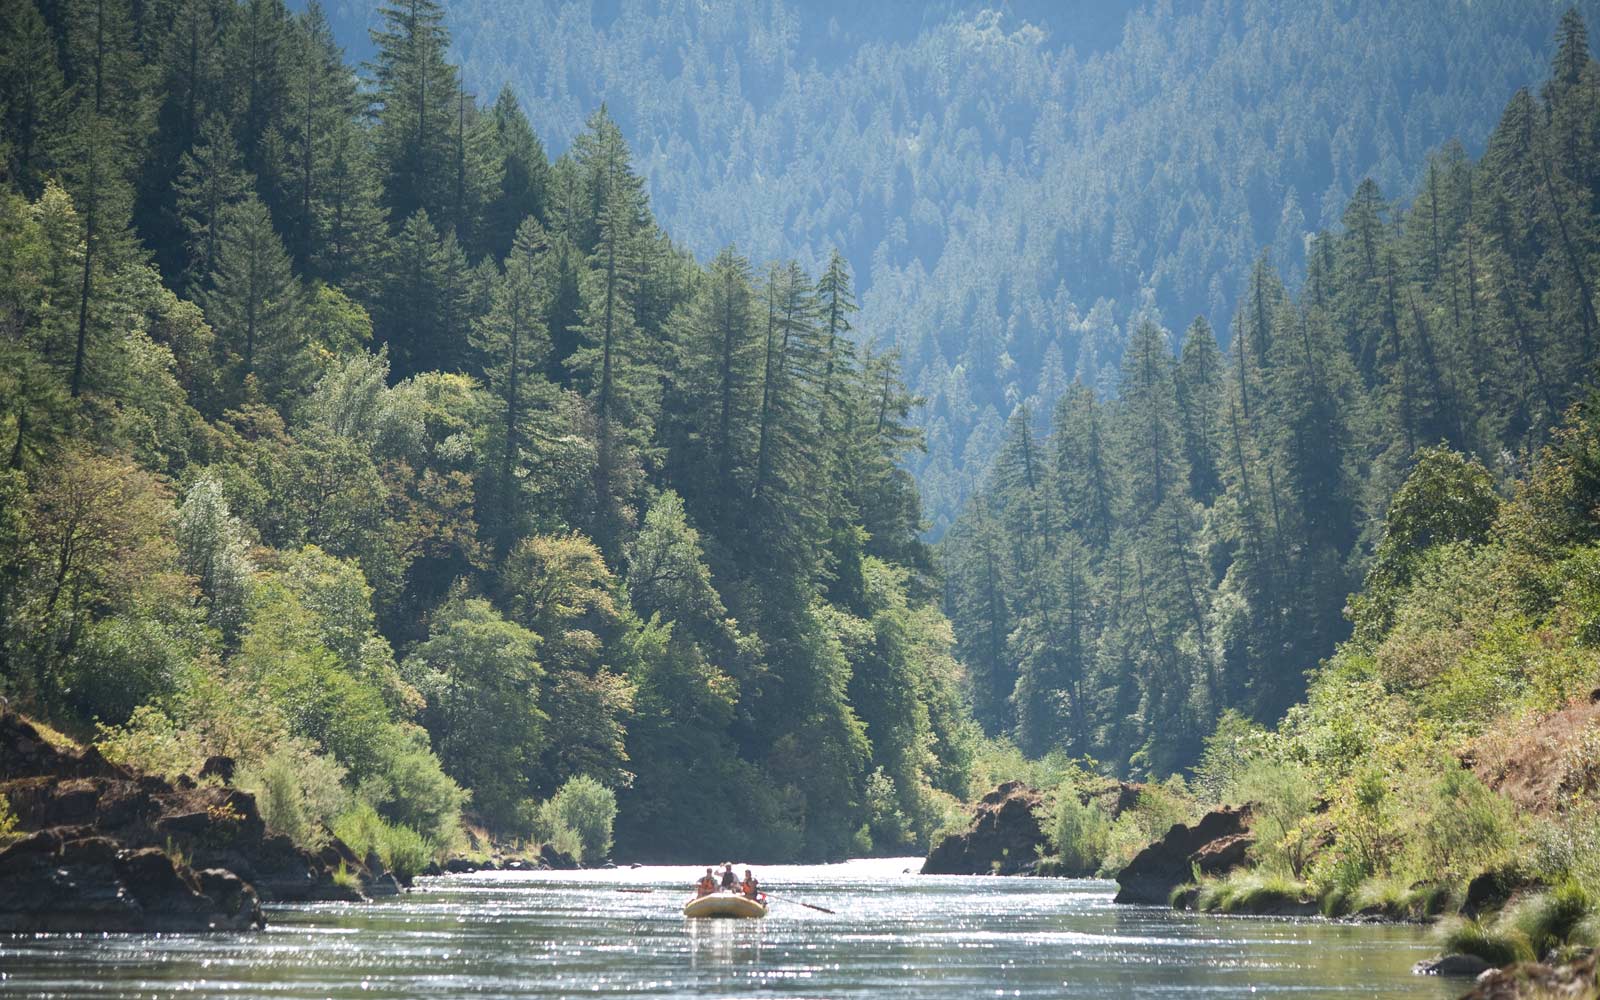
(538, 844, 580, 870)
(1113, 805, 1254, 904)
(444, 857, 479, 874)
(199, 755, 236, 784)
(1461, 951, 1597, 999)
(1413, 954, 1494, 977)
(921, 781, 1047, 876)
(0, 831, 262, 932)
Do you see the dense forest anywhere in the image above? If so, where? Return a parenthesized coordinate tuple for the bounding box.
(941, 9, 1600, 775)
(311, 0, 1600, 532)
(0, 0, 979, 862)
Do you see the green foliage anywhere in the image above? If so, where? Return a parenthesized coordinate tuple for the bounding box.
(0, 792, 19, 845)
(1105, 781, 1198, 873)
(1048, 792, 1111, 876)
(1225, 757, 1318, 878)
(1440, 917, 1534, 966)
(1193, 870, 1310, 914)
(332, 802, 436, 882)
(539, 776, 616, 864)
(236, 740, 350, 851)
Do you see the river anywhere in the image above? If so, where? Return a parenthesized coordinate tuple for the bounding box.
(0, 858, 1461, 998)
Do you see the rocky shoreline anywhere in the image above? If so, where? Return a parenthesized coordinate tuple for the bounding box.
(0, 711, 385, 932)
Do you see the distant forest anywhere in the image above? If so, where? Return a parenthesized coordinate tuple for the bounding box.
(942, 10, 1600, 772)
(310, 0, 1600, 531)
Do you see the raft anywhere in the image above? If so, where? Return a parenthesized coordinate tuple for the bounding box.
(682, 892, 768, 919)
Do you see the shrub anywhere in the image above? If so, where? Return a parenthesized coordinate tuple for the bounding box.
(378, 822, 433, 883)
(1104, 779, 1197, 872)
(331, 862, 362, 892)
(539, 776, 617, 863)
(0, 793, 18, 845)
(1049, 791, 1111, 874)
(1226, 757, 1318, 877)
(236, 740, 350, 851)
(95, 705, 208, 780)
(864, 768, 914, 853)
(1408, 762, 1516, 881)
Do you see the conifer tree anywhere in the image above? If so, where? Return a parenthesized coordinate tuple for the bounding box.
(0, 0, 65, 196)
(203, 194, 307, 404)
(483, 86, 550, 261)
(369, 0, 460, 227)
(175, 114, 249, 289)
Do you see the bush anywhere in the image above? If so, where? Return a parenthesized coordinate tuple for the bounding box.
(334, 802, 439, 883)
(1049, 791, 1111, 874)
(236, 740, 350, 851)
(94, 705, 209, 780)
(539, 776, 617, 863)
(1104, 779, 1197, 872)
(1226, 757, 1318, 877)
(864, 768, 914, 853)
(1408, 762, 1515, 881)
(359, 726, 466, 850)
(0, 793, 18, 846)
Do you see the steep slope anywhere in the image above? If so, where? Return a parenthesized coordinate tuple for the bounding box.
(318, 0, 1600, 532)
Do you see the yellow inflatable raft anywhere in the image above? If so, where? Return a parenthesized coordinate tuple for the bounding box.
(682, 892, 768, 919)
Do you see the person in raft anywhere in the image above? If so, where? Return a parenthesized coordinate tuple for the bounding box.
(695, 868, 717, 897)
(718, 862, 739, 891)
(740, 869, 760, 899)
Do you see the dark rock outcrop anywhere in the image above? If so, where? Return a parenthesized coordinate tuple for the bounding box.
(1113, 805, 1254, 904)
(0, 830, 262, 932)
(921, 781, 1046, 876)
(0, 710, 371, 926)
(538, 844, 580, 870)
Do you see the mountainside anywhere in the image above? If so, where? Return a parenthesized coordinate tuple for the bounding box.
(318, 0, 1600, 532)
(942, 12, 1600, 773)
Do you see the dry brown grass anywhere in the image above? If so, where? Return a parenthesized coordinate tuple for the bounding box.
(1472, 694, 1600, 814)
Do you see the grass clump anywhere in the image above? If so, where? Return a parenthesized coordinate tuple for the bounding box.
(1504, 882, 1594, 958)
(1194, 870, 1310, 914)
(1438, 916, 1534, 966)
(331, 862, 362, 892)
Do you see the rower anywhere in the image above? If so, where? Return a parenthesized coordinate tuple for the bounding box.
(740, 869, 760, 899)
(718, 862, 738, 891)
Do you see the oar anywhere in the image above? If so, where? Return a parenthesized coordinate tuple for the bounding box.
(616, 888, 656, 893)
(763, 892, 835, 914)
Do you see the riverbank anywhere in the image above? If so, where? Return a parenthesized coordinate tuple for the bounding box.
(0, 710, 388, 931)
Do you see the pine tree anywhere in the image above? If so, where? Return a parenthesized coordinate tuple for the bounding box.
(368, 0, 459, 227)
(376, 208, 471, 378)
(472, 216, 556, 555)
(277, 1, 354, 268)
(569, 183, 655, 556)
(1176, 317, 1225, 504)
(174, 113, 249, 289)
(0, 0, 66, 196)
(58, 0, 151, 399)
(224, 0, 290, 178)
(483, 86, 550, 261)
(203, 194, 307, 404)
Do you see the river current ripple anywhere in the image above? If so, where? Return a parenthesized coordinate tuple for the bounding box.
(0, 857, 1458, 998)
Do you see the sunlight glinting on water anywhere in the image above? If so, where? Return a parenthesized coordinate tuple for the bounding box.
(0, 859, 1458, 999)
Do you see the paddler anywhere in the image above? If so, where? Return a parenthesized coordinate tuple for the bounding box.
(695, 868, 716, 897)
(740, 869, 760, 899)
(719, 862, 738, 891)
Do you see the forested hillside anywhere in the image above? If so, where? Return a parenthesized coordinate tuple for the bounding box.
(317, 0, 1600, 532)
(0, 0, 977, 862)
(942, 11, 1600, 775)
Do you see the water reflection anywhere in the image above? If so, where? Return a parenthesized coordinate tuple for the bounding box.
(0, 859, 1459, 999)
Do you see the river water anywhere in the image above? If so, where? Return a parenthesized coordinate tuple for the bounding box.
(0, 858, 1461, 998)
